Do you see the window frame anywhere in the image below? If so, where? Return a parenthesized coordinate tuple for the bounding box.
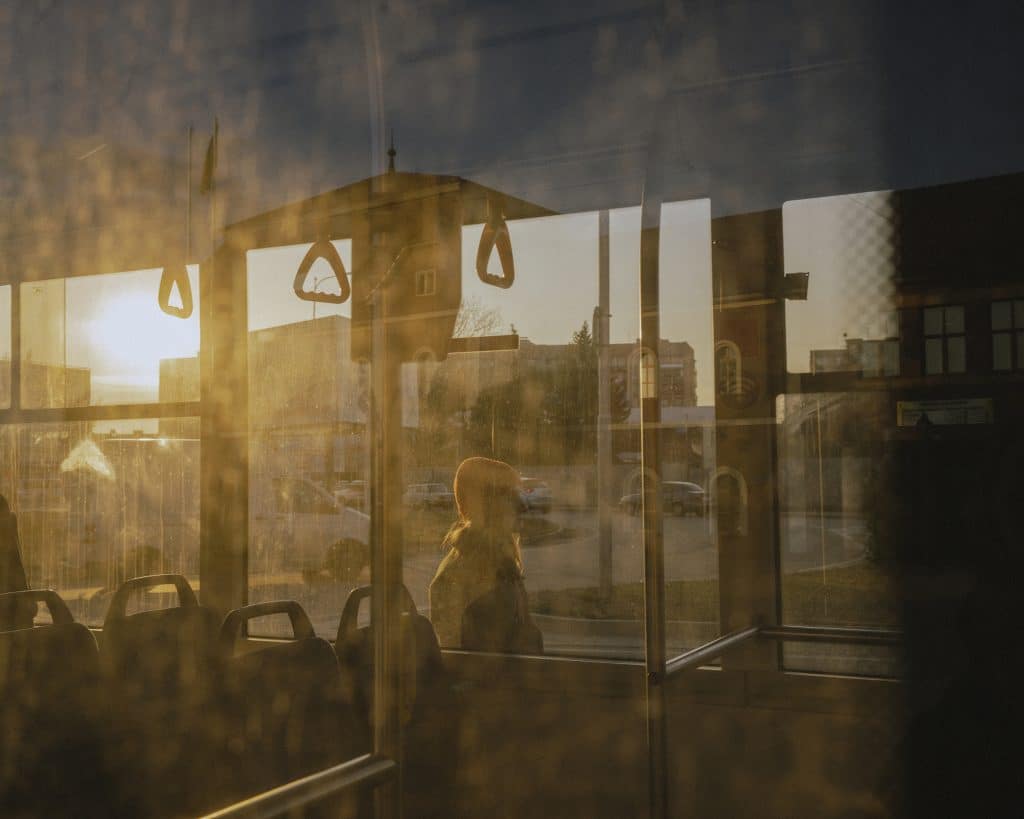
(0, 262, 205, 624)
(991, 299, 1024, 370)
(0, 203, 890, 681)
(923, 304, 966, 374)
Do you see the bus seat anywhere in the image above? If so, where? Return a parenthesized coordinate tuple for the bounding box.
(218, 600, 364, 810)
(336, 585, 458, 818)
(101, 574, 225, 817)
(0, 589, 116, 817)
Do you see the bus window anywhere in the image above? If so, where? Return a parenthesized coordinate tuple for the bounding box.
(0, 418, 199, 625)
(20, 269, 200, 409)
(246, 242, 370, 639)
(778, 192, 902, 675)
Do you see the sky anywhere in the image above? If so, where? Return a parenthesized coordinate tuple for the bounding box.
(783, 191, 897, 373)
(0, 0, 1019, 417)
(2, 0, 1021, 410)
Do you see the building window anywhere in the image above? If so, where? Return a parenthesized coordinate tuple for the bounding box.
(923, 305, 965, 374)
(660, 366, 684, 406)
(640, 349, 657, 400)
(991, 299, 1024, 370)
(414, 268, 436, 296)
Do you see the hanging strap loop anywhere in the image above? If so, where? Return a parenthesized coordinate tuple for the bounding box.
(475, 202, 515, 289)
(293, 232, 351, 304)
(158, 264, 194, 318)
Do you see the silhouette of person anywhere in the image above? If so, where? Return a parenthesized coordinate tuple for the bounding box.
(429, 457, 542, 653)
(0, 493, 35, 630)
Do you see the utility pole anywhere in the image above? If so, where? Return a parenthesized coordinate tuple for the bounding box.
(596, 210, 613, 600)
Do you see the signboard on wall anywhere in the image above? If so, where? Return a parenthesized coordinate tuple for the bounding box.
(897, 398, 993, 426)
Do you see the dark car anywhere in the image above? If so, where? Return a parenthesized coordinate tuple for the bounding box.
(619, 481, 705, 517)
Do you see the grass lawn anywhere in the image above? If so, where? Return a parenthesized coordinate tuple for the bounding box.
(530, 561, 899, 628)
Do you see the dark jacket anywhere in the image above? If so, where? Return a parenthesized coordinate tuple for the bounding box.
(429, 526, 542, 653)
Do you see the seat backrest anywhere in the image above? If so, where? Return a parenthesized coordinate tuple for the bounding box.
(220, 600, 362, 798)
(100, 575, 225, 817)
(0, 588, 100, 704)
(0, 590, 110, 817)
(335, 585, 444, 730)
(102, 574, 221, 703)
(335, 585, 457, 818)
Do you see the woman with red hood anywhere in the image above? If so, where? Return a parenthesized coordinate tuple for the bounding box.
(429, 457, 542, 653)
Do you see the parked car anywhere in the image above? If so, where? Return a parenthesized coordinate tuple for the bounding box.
(333, 480, 367, 510)
(252, 476, 370, 580)
(403, 483, 455, 509)
(519, 478, 552, 513)
(619, 481, 705, 516)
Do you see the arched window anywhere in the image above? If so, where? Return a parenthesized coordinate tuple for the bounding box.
(711, 467, 749, 537)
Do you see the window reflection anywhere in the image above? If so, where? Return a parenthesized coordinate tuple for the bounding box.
(239, 196, 720, 657)
(0, 419, 199, 626)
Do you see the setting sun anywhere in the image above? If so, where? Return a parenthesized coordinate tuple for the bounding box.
(75, 266, 200, 399)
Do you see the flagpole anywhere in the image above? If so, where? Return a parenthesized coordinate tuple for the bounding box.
(186, 124, 193, 261)
(209, 118, 217, 256)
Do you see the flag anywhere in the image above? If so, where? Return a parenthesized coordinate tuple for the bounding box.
(199, 118, 218, 195)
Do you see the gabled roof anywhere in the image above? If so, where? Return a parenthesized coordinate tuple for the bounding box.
(226, 171, 555, 249)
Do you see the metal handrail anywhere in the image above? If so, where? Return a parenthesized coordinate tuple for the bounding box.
(664, 623, 903, 678)
(664, 627, 760, 677)
(759, 624, 901, 646)
(200, 754, 396, 819)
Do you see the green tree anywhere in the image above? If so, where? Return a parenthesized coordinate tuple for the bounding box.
(466, 374, 523, 461)
(462, 320, 631, 465)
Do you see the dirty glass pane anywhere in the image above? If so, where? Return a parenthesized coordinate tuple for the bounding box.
(394, 202, 719, 660)
(20, 269, 199, 409)
(780, 190, 905, 675)
(245, 242, 371, 639)
(0, 418, 199, 626)
(3, 0, 1024, 815)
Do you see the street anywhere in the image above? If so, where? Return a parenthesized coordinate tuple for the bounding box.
(399, 506, 871, 661)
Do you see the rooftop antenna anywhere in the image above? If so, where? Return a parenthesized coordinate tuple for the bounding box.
(386, 129, 396, 173)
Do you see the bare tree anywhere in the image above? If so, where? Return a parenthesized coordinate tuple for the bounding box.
(453, 295, 504, 338)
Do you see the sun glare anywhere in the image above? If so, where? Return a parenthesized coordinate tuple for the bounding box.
(85, 287, 199, 384)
